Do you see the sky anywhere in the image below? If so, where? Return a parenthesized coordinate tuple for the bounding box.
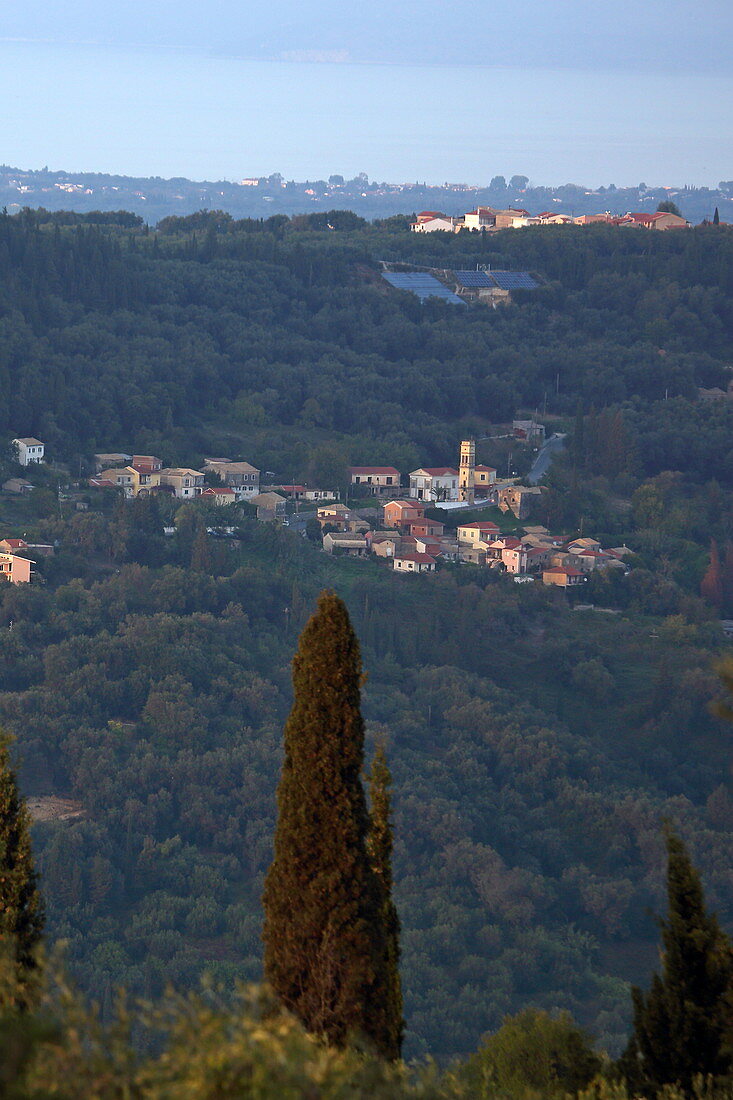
(2, 1, 732, 185)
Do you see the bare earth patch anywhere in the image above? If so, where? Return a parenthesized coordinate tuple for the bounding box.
(27, 796, 85, 823)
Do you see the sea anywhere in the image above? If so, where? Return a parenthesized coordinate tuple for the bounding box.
(1, 40, 731, 186)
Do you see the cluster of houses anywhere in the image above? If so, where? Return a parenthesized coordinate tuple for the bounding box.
(317, 498, 629, 584)
(411, 207, 690, 233)
(348, 462, 542, 519)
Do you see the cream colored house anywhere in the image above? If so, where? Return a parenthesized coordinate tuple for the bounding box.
(457, 521, 501, 545)
(158, 468, 205, 499)
(97, 467, 139, 498)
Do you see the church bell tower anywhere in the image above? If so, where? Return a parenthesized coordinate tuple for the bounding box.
(459, 438, 475, 504)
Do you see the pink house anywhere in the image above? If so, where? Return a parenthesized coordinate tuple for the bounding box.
(0, 552, 33, 584)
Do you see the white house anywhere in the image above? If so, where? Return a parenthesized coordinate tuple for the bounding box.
(409, 467, 459, 502)
(410, 212, 459, 233)
(393, 552, 437, 574)
(12, 438, 44, 466)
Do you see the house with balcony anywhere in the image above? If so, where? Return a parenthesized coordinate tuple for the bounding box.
(457, 521, 500, 545)
(158, 468, 205, 499)
(0, 551, 33, 584)
(349, 467, 401, 496)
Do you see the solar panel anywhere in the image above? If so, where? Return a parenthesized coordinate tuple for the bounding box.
(454, 270, 495, 288)
(382, 272, 466, 305)
(489, 271, 539, 290)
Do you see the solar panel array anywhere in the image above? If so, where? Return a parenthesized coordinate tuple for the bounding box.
(489, 271, 539, 290)
(382, 272, 465, 305)
(454, 270, 494, 288)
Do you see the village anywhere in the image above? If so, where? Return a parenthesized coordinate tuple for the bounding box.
(1, 431, 631, 591)
(411, 206, 692, 233)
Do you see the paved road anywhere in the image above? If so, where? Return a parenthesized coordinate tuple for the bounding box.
(528, 432, 566, 485)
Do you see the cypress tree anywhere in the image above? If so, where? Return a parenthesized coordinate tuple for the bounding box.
(0, 732, 44, 1010)
(700, 539, 724, 608)
(623, 828, 733, 1093)
(366, 742, 403, 1060)
(262, 590, 392, 1055)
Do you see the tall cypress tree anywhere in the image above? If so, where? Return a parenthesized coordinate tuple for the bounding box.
(262, 590, 394, 1056)
(622, 828, 733, 1093)
(366, 742, 404, 1060)
(0, 732, 44, 1010)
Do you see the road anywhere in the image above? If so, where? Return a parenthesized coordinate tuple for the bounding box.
(527, 433, 566, 485)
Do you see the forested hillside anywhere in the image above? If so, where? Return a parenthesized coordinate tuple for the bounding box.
(1, 210, 733, 1061)
(2, 210, 733, 480)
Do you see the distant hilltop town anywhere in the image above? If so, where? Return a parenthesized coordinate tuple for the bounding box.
(412, 207, 691, 233)
(1, 164, 731, 225)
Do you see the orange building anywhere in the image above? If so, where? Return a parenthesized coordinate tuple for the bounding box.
(0, 552, 33, 584)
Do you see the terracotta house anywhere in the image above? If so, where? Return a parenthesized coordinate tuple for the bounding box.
(408, 519, 445, 538)
(383, 500, 425, 528)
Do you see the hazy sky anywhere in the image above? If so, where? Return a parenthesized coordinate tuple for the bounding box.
(2, 1, 732, 185)
(6, 0, 733, 72)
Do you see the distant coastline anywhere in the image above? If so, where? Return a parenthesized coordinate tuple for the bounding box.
(1, 163, 730, 227)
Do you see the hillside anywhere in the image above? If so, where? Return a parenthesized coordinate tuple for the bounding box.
(1, 210, 733, 1060)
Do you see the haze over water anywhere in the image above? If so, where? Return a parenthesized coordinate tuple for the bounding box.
(1, 40, 731, 187)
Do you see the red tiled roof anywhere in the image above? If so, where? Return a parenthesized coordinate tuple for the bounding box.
(418, 467, 459, 477)
(396, 553, 437, 564)
(384, 500, 424, 511)
(1, 538, 27, 549)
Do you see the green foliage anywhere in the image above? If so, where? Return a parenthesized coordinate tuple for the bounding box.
(657, 202, 683, 217)
(0, 732, 44, 1011)
(262, 591, 390, 1055)
(2, 977, 466, 1099)
(368, 742, 404, 1060)
(459, 1008, 601, 1099)
(623, 830, 733, 1093)
(0, 515, 730, 1059)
